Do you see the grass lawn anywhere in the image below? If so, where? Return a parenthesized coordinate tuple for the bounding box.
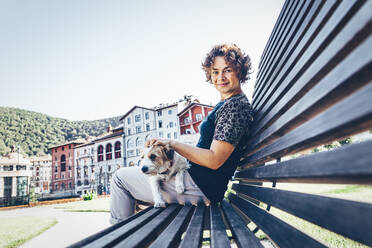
(53, 197, 110, 212)
(0, 216, 57, 248)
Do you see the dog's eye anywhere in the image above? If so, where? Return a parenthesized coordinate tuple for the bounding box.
(150, 154, 156, 160)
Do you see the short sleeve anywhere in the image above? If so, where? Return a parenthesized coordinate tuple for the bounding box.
(213, 97, 253, 146)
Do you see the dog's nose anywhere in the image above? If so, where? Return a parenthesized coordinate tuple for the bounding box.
(141, 166, 148, 173)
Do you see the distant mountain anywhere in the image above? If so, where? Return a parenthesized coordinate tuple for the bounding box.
(0, 106, 122, 156)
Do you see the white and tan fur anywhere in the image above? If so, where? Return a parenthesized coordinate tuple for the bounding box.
(140, 144, 189, 208)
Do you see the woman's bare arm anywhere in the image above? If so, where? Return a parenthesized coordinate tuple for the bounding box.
(146, 139, 235, 170)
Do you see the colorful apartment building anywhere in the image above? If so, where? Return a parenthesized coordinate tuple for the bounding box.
(178, 102, 214, 135)
(50, 140, 83, 195)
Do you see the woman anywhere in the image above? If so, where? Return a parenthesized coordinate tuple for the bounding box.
(110, 43, 253, 224)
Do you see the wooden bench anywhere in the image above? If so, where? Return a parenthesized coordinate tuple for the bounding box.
(69, 0, 372, 247)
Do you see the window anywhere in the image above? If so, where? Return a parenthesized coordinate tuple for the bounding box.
(115, 141, 121, 158)
(157, 110, 162, 117)
(137, 160, 142, 166)
(136, 137, 142, 147)
(61, 155, 66, 171)
(167, 133, 171, 139)
(136, 126, 141, 133)
(146, 123, 150, 131)
(174, 132, 178, 139)
(127, 139, 134, 148)
(84, 180, 89, 186)
(184, 117, 191, 124)
(84, 166, 88, 177)
(69, 145, 71, 149)
(127, 150, 135, 157)
(69, 182, 72, 189)
(106, 143, 112, 160)
(55, 184, 58, 190)
(168, 109, 172, 115)
(17, 177, 27, 197)
(136, 149, 141, 156)
(159, 131, 163, 138)
(145, 112, 149, 120)
(135, 114, 141, 122)
(145, 134, 151, 141)
(169, 122, 174, 128)
(4, 165, 13, 171)
(158, 120, 163, 128)
(196, 114, 203, 121)
(77, 180, 82, 186)
(55, 148, 57, 152)
(97, 145, 104, 162)
(108, 165, 111, 172)
(127, 117, 131, 124)
(128, 128, 131, 135)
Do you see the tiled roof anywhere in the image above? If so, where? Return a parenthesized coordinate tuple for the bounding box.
(177, 102, 214, 116)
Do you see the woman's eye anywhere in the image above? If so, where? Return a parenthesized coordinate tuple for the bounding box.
(150, 154, 156, 160)
(212, 71, 218, 75)
(225, 69, 232, 73)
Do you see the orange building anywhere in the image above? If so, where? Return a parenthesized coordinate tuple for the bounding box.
(50, 140, 83, 195)
(178, 102, 214, 135)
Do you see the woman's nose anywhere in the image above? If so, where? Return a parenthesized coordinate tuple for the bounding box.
(217, 72, 225, 81)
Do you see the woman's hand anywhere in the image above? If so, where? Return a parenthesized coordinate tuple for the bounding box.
(144, 138, 173, 148)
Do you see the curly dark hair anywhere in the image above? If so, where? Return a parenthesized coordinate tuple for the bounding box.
(202, 43, 252, 84)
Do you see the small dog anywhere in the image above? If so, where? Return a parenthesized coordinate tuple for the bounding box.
(140, 144, 189, 208)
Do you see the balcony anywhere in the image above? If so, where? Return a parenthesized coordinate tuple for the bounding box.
(179, 118, 203, 127)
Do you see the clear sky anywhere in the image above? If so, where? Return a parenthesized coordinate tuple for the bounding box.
(0, 0, 284, 121)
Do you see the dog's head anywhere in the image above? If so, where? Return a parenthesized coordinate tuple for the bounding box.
(140, 144, 174, 175)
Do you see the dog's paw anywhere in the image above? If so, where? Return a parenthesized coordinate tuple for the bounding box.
(154, 201, 166, 208)
(176, 184, 185, 194)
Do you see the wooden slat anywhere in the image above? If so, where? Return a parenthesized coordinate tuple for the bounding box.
(79, 207, 162, 248)
(257, 0, 290, 70)
(255, 0, 295, 82)
(210, 203, 230, 248)
(252, 0, 331, 120)
(253, 0, 361, 112)
(246, 27, 372, 155)
(68, 206, 153, 248)
(179, 204, 206, 248)
(221, 200, 263, 248)
(233, 184, 372, 247)
(254, 0, 305, 98)
(254, 0, 313, 105)
(113, 204, 180, 248)
(251, 0, 369, 133)
(148, 205, 194, 248)
(228, 194, 326, 248)
(236, 139, 372, 184)
(242, 82, 372, 167)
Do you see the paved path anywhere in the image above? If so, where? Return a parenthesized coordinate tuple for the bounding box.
(0, 206, 111, 248)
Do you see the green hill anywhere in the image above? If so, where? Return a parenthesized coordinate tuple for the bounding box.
(0, 106, 121, 156)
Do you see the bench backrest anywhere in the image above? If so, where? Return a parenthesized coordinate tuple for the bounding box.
(229, 0, 372, 247)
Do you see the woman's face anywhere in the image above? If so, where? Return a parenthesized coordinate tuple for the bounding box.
(210, 56, 242, 100)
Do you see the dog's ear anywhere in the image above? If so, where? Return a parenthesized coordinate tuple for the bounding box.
(163, 144, 174, 161)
